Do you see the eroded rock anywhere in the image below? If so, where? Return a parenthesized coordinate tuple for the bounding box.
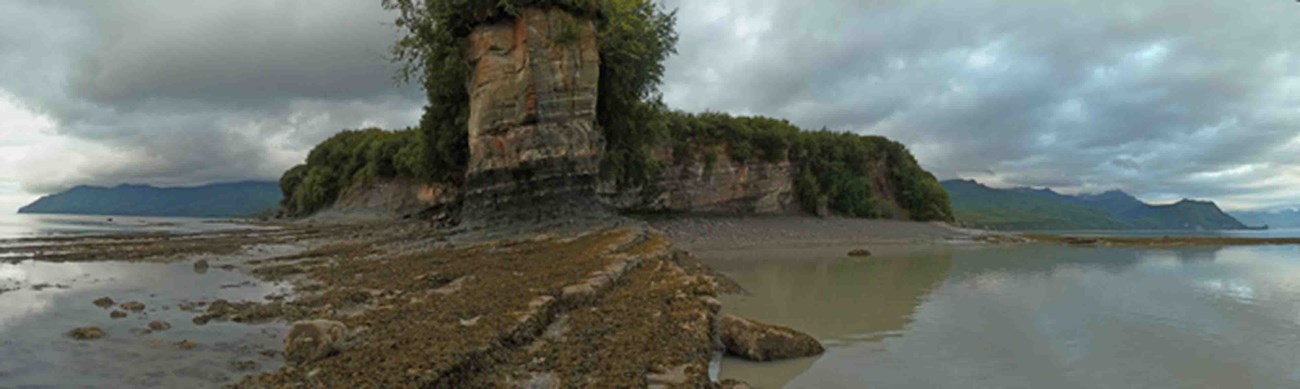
(848, 248, 872, 257)
(719, 314, 823, 361)
(93, 297, 115, 308)
(284, 320, 349, 365)
(148, 320, 171, 331)
(461, 7, 606, 227)
(67, 326, 106, 340)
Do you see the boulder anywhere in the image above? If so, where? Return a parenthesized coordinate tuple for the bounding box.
(193, 260, 210, 273)
(148, 320, 171, 331)
(110, 310, 127, 319)
(67, 326, 106, 340)
(284, 320, 349, 365)
(93, 297, 115, 308)
(719, 314, 823, 361)
(847, 248, 872, 257)
(120, 301, 146, 312)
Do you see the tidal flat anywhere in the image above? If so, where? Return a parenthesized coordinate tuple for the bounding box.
(1, 219, 726, 387)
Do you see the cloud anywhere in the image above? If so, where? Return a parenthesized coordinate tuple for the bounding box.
(0, 0, 421, 196)
(659, 0, 1300, 210)
(2, 0, 1300, 211)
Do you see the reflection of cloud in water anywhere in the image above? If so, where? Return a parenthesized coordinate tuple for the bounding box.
(702, 245, 954, 388)
(0, 261, 94, 329)
(0, 260, 291, 386)
(1197, 280, 1256, 303)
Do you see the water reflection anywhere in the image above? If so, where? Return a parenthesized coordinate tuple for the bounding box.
(705, 244, 1300, 388)
(705, 245, 953, 388)
(0, 260, 291, 387)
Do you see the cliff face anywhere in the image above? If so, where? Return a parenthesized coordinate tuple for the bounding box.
(601, 147, 797, 215)
(461, 8, 606, 226)
(321, 178, 458, 220)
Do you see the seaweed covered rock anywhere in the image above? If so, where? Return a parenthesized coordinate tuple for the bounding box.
(67, 326, 106, 340)
(719, 314, 823, 361)
(284, 320, 349, 365)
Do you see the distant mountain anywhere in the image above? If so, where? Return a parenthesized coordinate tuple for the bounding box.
(1234, 208, 1300, 229)
(18, 181, 281, 218)
(941, 179, 1250, 231)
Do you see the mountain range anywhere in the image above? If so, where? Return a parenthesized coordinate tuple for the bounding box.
(941, 179, 1254, 231)
(18, 181, 282, 218)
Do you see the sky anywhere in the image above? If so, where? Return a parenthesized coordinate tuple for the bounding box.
(2, 0, 1299, 213)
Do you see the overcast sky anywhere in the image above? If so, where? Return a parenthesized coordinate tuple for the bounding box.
(2, 0, 1299, 212)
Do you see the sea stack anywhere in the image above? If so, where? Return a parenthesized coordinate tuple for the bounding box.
(461, 8, 606, 228)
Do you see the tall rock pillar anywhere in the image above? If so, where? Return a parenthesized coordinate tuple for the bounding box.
(462, 8, 607, 228)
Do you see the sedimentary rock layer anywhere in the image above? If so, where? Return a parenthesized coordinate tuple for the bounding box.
(462, 8, 606, 226)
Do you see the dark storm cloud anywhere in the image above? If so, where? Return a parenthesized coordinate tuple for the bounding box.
(0, 0, 421, 193)
(659, 0, 1300, 210)
(3, 0, 1299, 210)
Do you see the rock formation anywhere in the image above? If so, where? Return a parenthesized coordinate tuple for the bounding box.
(601, 147, 797, 214)
(461, 8, 607, 227)
(284, 319, 350, 365)
(719, 314, 824, 361)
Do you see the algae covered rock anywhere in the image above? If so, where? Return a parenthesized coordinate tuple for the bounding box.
(719, 314, 823, 361)
(284, 319, 349, 365)
(92, 296, 115, 308)
(67, 326, 106, 340)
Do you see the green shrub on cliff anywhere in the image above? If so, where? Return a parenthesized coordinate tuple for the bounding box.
(280, 129, 425, 216)
(659, 111, 953, 221)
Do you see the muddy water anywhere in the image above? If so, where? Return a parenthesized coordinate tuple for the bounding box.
(0, 260, 292, 387)
(704, 244, 1300, 388)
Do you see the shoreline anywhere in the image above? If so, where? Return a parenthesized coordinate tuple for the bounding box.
(10, 214, 1300, 386)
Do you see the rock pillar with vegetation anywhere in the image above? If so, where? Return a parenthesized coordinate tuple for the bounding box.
(461, 8, 607, 227)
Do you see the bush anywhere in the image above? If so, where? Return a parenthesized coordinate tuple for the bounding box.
(280, 129, 424, 216)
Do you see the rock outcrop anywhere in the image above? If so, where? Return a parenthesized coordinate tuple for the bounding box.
(322, 178, 458, 220)
(719, 314, 824, 361)
(601, 147, 797, 215)
(284, 320, 350, 365)
(461, 7, 607, 227)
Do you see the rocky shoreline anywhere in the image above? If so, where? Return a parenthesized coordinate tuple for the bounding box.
(10, 214, 1300, 386)
(5, 217, 833, 387)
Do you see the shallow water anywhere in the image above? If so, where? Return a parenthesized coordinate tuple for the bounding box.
(0, 259, 292, 387)
(706, 243, 1300, 388)
(0, 213, 256, 240)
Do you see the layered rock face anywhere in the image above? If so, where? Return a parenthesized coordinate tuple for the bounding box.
(601, 148, 798, 215)
(462, 8, 606, 226)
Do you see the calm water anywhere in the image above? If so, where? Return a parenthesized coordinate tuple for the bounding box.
(706, 243, 1300, 388)
(0, 213, 255, 240)
(0, 214, 290, 387)
(1036, 228, 1300, 239)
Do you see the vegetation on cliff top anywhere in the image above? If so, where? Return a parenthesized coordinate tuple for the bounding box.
(279, 0, 953, 222)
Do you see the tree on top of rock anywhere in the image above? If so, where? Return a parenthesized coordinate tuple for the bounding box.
(381, 0, 679, 186)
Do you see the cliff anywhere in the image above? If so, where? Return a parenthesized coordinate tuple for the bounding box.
(459, 8, 607, 228)
(600, 146, 797, 215)
(286, 7, 952, 224)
